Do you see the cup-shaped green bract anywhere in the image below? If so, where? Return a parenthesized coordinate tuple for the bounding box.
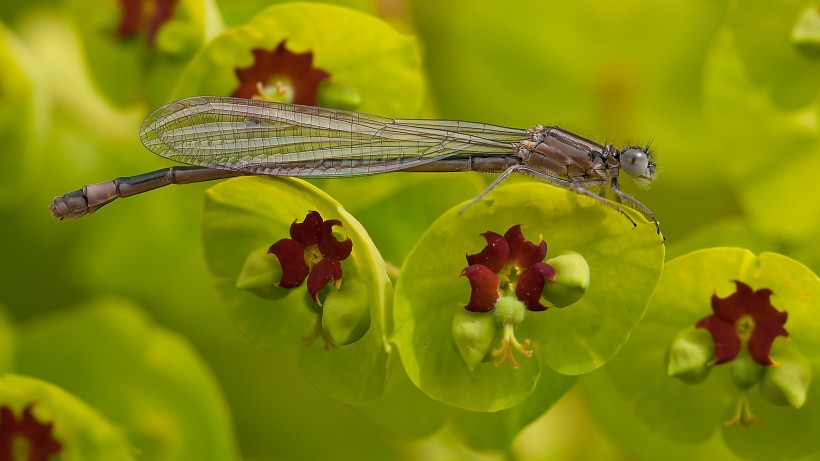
(171, 2, 423, 117)
(0, 374, 135, 460)
(65, 0, 206, 107)
(761, 341, 812, 410)
(451, 309, 498, 371)
(202, 177, 392, 403)
(606, 248, 820, 461)
(236, 245, 287, 300)
(543, 251, 591, 308)
(392, 183, 664, 411)
(0, 24, 45, 212)
(13, 299, 238, 461)
(667, 326, 714, 384)
(791, 6, 820, 58)
(322, 279, 370, 346)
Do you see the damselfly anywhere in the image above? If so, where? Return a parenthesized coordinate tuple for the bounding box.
(50, 96, 660, 233)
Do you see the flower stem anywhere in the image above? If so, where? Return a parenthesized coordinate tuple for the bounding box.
(724, 392, 760, 427)
(492, 323, 533, 368)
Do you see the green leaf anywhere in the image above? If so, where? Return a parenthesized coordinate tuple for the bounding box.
(65, 0, 206, 107)
(393, 183, 664, 411)
(14, 298, 238, 461)
(606, 248, 820, 460)
(0, 374, 135, 460)
(172, 2, 423, 117)
(202, 177, 392, 403)
(729, 0, 820, 109)
(0, 23, 45, 212)
(702, 26, 820, 244)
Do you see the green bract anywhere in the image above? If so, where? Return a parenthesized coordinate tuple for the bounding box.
(202, 177, 392, 403)
(215, 0, 377, 27)
(66, 0, 206, 107)
(322, 279, 370, 346)
(171, 2, 423, 117)
(14, 299, 237, 461)
(667, 326, 713, 384)
(606, 248, 820, 461)
(236, 245, 287, 300)
(393, 183, 664, 411)
(791, 5, 820, 57)
(0, 374, 134, 460)
(543, 251, 591, 308)
(451, 309, 497, 371)
(761, 341, 811, 409)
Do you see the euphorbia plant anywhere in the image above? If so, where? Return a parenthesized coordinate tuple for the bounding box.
(456, 224, 589, 369)
(393, 182, 664, 411)
(170, 2, 423, 116)
(202, 177, 392, 404)
(606, 248, 820, 461)
(0, 374, 133, 460)
(66, 0, 206, 107)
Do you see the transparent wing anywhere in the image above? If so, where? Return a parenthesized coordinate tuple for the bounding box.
(139, 96, 527, 177)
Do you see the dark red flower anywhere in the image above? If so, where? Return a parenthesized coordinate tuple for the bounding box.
(116, 0, 179, 47)
(0, 404, 62, 461)
(459, 225, 557, 368)
(232, 42, 330, 105)
(461, 225, 556, 312)
(697, 280, 788, 366)
(268, 211, 352, 303)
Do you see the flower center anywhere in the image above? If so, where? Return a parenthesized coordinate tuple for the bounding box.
(736, 314, 755, 342)
(497, 262, 522, 297)
(303, 245, 324, 269)
(254, 79, 295, 103)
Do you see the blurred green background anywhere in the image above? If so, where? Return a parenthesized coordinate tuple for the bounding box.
(0, 0, 818, 459)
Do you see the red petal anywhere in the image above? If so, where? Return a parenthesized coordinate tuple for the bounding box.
(711, 282, 750, 322)
(461, 265, 499, 312)
(268, 238, 309, 288)
(516, 262, 556, 311)
(504, 225, 547, 269)
(742, 283, 787, 326)
(116, 0, 142, 37)
(319, 219, 353, 261)
(0, 404, 62, 459)
(290, 210, 323, 246)
(307, 258, 343, 302)
(748, 322, 789, 365)
(696, 315, 741, 364)
(466, 231, 509, 273)
(145, 0, 177, 47)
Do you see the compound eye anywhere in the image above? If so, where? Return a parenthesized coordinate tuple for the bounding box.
(621, 148, 649, 177)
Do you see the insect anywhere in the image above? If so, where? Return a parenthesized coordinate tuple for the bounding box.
(50, 96, 660, 233)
